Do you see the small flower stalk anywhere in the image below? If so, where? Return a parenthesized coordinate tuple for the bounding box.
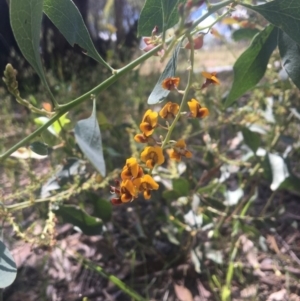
(112, 63, 214, 204)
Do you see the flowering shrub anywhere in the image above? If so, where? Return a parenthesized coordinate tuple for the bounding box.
(2, 0, 300, 299)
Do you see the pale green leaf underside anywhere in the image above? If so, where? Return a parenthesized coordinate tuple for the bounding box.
(74, 99, 106, 176)
(148, 43, 181, 104)
(0, 240, 17, 288)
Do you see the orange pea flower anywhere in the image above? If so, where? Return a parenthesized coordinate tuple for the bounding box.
(201, 71, 220, 88)
(159, 101, 179, 119)
(133, 174, 159, 199)
(134, 133, 149, 143)
(141, 145, 165, 169)
(187, 98, 209, 118)
(140, 109, 158, 137)
(121, 157, 143, 180)
(169, 139, 192, 162)
(120, 179, 137, 203)
(162, 77, 180, 90)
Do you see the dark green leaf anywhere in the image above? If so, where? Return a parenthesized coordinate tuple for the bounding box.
(242, 127, 260, 153)
(224, 25, 278, 108)
(30, 141, 48, 156)
(162, 190, 181, 200)
(148, 43, 181, 104)
(203, 196, 226, 211)
(278, 30, 300, 89)
(173, 178, 190, 196)
(75, 99, 106, 176)
(10, 0, 51, 94)
(232, 28, 260, 41)
(0, 240, 17, 288)
(43, 0, 110, 68)
(242, 0, 300, 45)
(138, 0, 184, 36)
(93, 198, 112, 223)
(54, 205, 103, 235)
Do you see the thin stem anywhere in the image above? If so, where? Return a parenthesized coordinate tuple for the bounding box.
(189, 0, 234, 34)
(162, 34, 195, 148)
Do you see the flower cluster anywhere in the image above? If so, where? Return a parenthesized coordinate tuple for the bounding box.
(111, 73, 218, 205)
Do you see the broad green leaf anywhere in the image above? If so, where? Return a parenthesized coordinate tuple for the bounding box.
(10, 0, 52, 95)
(148, 43, 181, 104)
(224, 25, 277, 108)
(242, 0, 300, 45)
(138, 0, 184, 36)
(43, 0, 110, 69)
(162, 178, 190, 200)
(173, 178, 190, 196)
(74, 99, 106, 176)
(232, 28, 260, 41)
(30, 141, 48, 156)
(93, 198, 112, 223)
(278, 30, 300, 89)
(162, 189, 181, 201)
(242, 127, 260, 153)
(0, 240, 17, 288)
(54, 205, 103, 235)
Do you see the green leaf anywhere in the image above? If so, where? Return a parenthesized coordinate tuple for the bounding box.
(173, 178, 190, 196)
(162, 178, 190, 200)
(278, 30, 300, 90)
(10, 0, 52, 95)
(53, 113, 71, 135)
(93, 198, 112, 223)
(162, 189, 181, 201)
(34, 113, 70, 136)
(75, 99, 106, 176)
(138, 0, 184, 36)
(43, 0, 110, 69)
(54, 205, 103, 235)
(242, 0, 300, 45)
(224, 25, 278, 108)
(232, 28, 260, 41)
(148, 43, 181, 104)
(241, 127, 260, 153)
(30, 141, 49, 156)
(0, 240, 17, 288)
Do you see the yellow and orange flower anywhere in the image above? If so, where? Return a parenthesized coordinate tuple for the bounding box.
(133, 174, 159, 199)
(121, 157, 143, 180)
(140, 109, 158, 137)
(162, 77, 180, 90)
(187, 98, 209, 118)
(141, 145, 165, 169)
(134, 133, 149, 143)
(120, 179, 137, 203)
(201, 71, 220, 88)
(169, 139, 192, 162)
(159, 101, 179, 119)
